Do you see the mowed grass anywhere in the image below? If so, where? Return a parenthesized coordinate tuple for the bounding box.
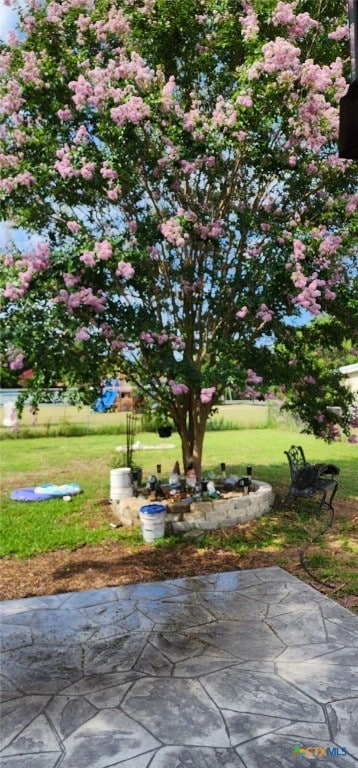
(1, 425, 357, 558)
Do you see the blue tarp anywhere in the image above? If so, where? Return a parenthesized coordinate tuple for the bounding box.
(93, 378, 120, 412)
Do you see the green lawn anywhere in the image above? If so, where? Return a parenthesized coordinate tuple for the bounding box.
(1, 423, 357, 607)
(1, 426, 357, 558)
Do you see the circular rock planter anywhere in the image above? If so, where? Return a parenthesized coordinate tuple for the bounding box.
(112, 480, 274, 533)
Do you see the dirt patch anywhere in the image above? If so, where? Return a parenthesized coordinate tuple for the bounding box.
(1, 498, 357, 613)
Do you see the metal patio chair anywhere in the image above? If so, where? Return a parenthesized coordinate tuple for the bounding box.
(284, 445, 339, 512)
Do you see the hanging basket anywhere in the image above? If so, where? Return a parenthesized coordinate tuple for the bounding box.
(158, 425, 172, 438)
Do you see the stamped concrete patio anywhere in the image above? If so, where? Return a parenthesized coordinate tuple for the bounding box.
(1, 566, 357, 768)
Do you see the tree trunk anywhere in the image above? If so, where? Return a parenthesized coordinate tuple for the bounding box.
(171, 398, 211, 483)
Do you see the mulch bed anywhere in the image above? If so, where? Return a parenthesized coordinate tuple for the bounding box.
(1, 499, 357, 613)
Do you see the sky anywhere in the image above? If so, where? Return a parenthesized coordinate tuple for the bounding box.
(0, 0, 17, 41)
(0, 1, 20, 245)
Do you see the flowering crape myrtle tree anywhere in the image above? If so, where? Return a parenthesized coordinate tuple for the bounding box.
(1, 0, 357, 474)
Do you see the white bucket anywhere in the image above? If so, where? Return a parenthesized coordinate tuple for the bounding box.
(110, 467, 133, 501)
(139, 503, 167, 543)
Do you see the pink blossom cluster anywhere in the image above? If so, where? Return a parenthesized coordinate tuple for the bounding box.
(95, 240, 112, 260)
(160, 217, 187, 248)
(328, 25, 349, 42)
(0, 170, 35, 196)
(75, 327, 90, 341)
(272, 2, 319, 38)
(168, 380, 189, 396)
(7, 346, 25, 370)
(139, 330, 185, 351)
(67, 220, 81, 233)
(289, 232, 341, 313)
(17, 50, 43, 87)
(181, 279, 205, 295)
(200, 387, 216, 404)
(3, 242, 50, 299)
(74, 12, 92, 44)
(92, 7, 130, 41)
(156, 142, 180, 171)
(54, 145, 96, 180)
(100, 161, 118, 180)
(235, 94, 253, 107)
(300, 58, 345, 98)
(211, 96, 237, 129)
(100, 322, 114, 339)
(246, 369, 263, 385)
(344, 194, 358, 215)
(140, 332, 156, 345)
(242, 385, 261, 399)
(147, 245, 161, 260)
(239, 2, 259, 40)
(54, 287, 106, 314)
(110, 96, 150, 126)
(125, 51, 155, 91)
(57, 107, 72, 122)
(318, 234, 342, 255)
(68, 74, 93, 108)
(247, 245, 264, 257)
(107, 186, 121, 201)
(140, 330, 169, 346)
(291, 266, 326, 314)
(195, 219, 223, 239)
(170, 335, 186, 351)
(314, 412, 325, 424)
(293, 238, 305, 260)
(100, 159, 121, 200)
(257, 304, 274, 323)
(46, 0, 94, 25)
(73, 125, 89, 145)
(5, 30, 20, 48)
(0, 52, 12, 72)
(110, 338, 127, 351)
(80, 250, 96, 267)
(3, 283, 26, 301)
(291, 94, 338, 151)
(236, 306, 249, 319)
(161, 76, 176, 111)
(180, 155, 216, 175)
(63, 273, 81, 288)
(116, 261, 134, 279)
(262, 38, 301, 76)
(10, 129, 26, 147)
(182, 100, 204, 134)
(0, 78, 24, 114)
(162, 207, 222, 242)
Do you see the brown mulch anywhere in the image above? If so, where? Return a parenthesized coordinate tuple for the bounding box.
(1, 499, 357, 613)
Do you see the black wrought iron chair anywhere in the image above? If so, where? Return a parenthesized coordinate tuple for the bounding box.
(284, 445, 339, 511)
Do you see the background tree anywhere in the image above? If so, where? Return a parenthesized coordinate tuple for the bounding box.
(1, 0, 357, 475)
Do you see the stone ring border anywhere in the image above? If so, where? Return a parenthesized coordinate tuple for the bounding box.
(112, 480, 274, 533)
